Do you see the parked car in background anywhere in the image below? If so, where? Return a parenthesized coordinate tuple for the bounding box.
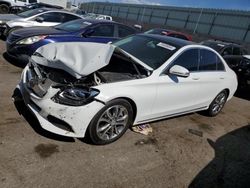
(70, 8, 87, 16)
(13, 34, 237, 145)
(0, 8, 82, 37)
(201, 40, 249, 87)
(82, 13, 112, 21)
(0, 0, 37, 14)
(201, 40, 249, 59)
(230, 55, 250, 88)
(6, 19, 138, 64)
(145, 28, 192, 41)
(9, 2, 63, 14)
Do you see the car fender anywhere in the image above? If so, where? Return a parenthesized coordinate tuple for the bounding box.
(93, 79, 157, 124)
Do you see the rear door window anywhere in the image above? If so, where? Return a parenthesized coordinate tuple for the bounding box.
(61, 13, 80, 23)
(118, 25, 135, 38)
(199, 49, 224, 71)
(39, 12, 62, 22)
(91, 25, 115, 37)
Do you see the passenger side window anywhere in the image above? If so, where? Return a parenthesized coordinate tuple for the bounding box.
(171, 49, 199, 71)
(91, 25, 114, 37)
(38, 12, 62, 23)
(199, 49, 224, 71)
(118, 25, 135, 38)
(61, 14, 79, 23)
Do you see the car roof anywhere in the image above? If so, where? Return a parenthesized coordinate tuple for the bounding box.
(140, 33, 193, 48)
(203, 39, 242, 47)
(79, 18, 114, 24)
(38, 8, 77, 14)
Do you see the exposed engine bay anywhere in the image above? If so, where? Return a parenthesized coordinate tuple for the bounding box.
(26, 49, 151, 106)
(30, 49, 151, 88)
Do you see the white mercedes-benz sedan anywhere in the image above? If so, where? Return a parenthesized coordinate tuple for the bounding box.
(13, 34, 238, 145)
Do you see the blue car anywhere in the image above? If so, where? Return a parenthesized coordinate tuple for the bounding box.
(6, 19, 138, 65)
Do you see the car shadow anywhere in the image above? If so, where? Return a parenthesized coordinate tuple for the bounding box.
(189, 124, 250, 188)
(234, 87, 250, 101)
(3, 52, 26, 68)
(13, 97, 75, 143)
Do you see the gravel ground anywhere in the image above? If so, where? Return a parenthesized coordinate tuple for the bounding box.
(0, 39, 250, 188)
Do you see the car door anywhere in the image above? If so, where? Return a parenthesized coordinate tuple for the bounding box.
(32, 12, 63, 27)
(191, 49, 227, 107)
(151, 48, 200, 118)
(84, 24, 118, 43)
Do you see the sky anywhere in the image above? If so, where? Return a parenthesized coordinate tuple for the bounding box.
(75, 0, 250, 10)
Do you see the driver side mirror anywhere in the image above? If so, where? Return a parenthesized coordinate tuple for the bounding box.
(169, 65, 190, 78)
(35, 17, 44, 23)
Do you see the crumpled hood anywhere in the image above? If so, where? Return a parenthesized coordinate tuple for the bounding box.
(31, 42, 115, 79)
(0, 14, 21, 22)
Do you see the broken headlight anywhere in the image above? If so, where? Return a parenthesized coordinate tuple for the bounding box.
(52, 87, 100, 106)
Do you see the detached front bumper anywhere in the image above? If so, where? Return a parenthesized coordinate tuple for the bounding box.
(14, 67, 105, 138)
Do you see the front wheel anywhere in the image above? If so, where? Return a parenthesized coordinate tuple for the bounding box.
(88, 99, 134, 145)
(206, 90, 228, 117)
(0, 4, 9, 14)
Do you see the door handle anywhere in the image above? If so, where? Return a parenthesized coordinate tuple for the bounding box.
(220, 77, 225, 80)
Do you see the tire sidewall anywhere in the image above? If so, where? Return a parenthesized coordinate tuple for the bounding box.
(208, 90, 228, 117)
(88, 99, 134, 145)
(0, 4, 9, 14)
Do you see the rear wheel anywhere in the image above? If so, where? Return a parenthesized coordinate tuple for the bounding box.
(206, 90, 228, 117)
(0, 4, 9, 14)
(88, 99, 134, 145)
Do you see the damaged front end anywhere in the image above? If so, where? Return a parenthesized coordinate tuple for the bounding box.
(26, 61, 101, 106)
(14, 42, 151, 138)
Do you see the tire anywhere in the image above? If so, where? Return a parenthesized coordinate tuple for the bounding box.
(206, 90, 228, 117)
(0, 4, 9, 14)
(88, 99, 134, 145)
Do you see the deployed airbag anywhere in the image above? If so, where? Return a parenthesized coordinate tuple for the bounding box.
(31, 42, 115, 78)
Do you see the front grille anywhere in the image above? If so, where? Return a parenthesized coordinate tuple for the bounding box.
(7, 33, 22, 44)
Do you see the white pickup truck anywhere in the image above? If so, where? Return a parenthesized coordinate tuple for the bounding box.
(0, 0, 37, 13)
(0, 0, 67, 13)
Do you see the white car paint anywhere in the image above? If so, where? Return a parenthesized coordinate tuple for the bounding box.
(6, 9, 82, 29)
(15, 42, 238, 138)
(33, 42, 116, 78)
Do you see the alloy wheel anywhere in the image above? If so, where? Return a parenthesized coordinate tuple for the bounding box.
(96, 105, 129, 141)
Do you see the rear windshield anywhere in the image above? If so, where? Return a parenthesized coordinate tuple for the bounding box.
(113, 35, 179, 70)
(54, 19, 91, 32)
(17, 8, 47, 18)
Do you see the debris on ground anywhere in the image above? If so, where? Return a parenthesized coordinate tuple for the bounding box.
(132, 124, 153, 135)
(188, 129, 203, 137)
